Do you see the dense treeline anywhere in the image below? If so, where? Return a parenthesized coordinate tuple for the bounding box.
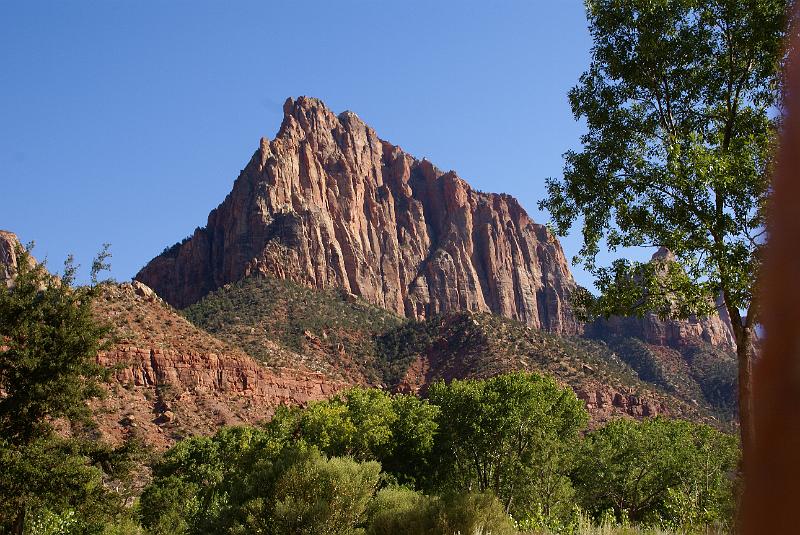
(140, 374, 739, 535)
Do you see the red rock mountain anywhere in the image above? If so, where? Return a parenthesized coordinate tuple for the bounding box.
(136, 97, 580, 334)
(91, 282, 343, 449)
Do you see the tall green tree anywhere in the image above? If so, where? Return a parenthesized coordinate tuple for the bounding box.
(540, 0, 792, 458)
(0, 244, 125, 533)
(572, 418, 739, 527)
(427, 372, 588, 519)
(264, 387, 439, 485)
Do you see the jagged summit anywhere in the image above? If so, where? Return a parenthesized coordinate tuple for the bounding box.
(651, 246, 676, 262)
(136, 96, 580, 333)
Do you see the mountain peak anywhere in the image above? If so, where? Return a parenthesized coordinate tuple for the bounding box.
(136, 98, 580, 334)
(651, 246, 676, 262)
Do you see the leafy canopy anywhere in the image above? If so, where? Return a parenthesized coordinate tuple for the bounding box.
(0, 245, 111, 444)
(572, 417, 739, 527)
(540, 0, 790, 321)
(427, 372, 588, 519)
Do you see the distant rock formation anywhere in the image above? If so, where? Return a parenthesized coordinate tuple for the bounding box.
(587, 248, 736, 350)
(0, 230, 23, 286)
(136, 97, 580, 334)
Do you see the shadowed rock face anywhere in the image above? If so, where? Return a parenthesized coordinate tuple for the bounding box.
(136, 97, 581, 334)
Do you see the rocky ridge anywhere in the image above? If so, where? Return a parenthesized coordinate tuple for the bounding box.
(0, 230, 31, 287)
(136, 97, 580, 334)
(90, 281, 344, 449)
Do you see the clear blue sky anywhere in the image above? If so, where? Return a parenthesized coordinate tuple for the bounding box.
(1, 1, 651, 289)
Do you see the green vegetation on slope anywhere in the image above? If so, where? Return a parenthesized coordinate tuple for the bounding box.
(182, 276, 404, 383)
(593, 336, 738, 419)
(182, 275, 737, 426)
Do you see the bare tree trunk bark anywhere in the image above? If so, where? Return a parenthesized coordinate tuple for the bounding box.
(12, 505, 25, 535)
(736, 328, 755, 464)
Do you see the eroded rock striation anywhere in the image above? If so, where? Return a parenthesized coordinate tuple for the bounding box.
(136, 97, 580, 333)
(0, 230, 25, 286)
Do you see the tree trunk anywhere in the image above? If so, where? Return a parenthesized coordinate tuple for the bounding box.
(12, 505, 25, 535)
(737, 329, 756, 465)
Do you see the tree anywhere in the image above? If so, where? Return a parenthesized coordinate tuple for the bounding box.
(143, 436, 382, 535)
(140, 426, 273, 534)
(0, 243, 139, 533)
(0, 245, 109, 445)
(540, 0, 792, 460)
(264, 387, 439, 484)
(427, 372, 588, 519)
(571, 417, 739, 527)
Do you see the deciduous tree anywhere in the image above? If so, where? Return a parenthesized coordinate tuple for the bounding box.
(540, 0, 792, 459)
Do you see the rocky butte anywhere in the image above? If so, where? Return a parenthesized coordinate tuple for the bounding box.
(136, 96, 580, 334)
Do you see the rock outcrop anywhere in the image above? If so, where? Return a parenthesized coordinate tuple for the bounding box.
(95, 345, 341, 450)
(0, 230, 25, 286)
(136, 97, 580, 334)
(89, 281, 344, 449)
(587, 248, 736, 350)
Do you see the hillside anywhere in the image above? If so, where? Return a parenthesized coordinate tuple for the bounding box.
(181, 276, 404, 385)
(182, 274, 736, 427)
(88, 281, 343, 450)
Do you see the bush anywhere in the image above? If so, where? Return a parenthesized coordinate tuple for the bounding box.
(365, 487, 515, 535)
(365, 486, 439, 535)
(228, 447, 380, 535)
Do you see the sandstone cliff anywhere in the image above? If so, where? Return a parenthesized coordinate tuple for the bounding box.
(587, 248, 737, 350)
(136, 97, 580, 333)
(90, 281, 344, 449)
(0, 229, 27, 286)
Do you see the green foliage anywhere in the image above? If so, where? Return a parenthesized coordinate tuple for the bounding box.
(138, 374, 739, 534)
(0, 246, 110, 445)
(181, 276, 403, 383)
(572, 417, 739, 527)
(585, 333, 738, 420)
(365, 486, 516, 535)
(139, 426, 272, 534)
(428, 372, 588, 520)
(540, 0, 790, 333)
(365, 486, 440, 535)
(265, 388, 439, 485)
(0, 434, 143, 534)
(142, 439, 381, 535)
(232, 447, 380, 535)
(437, 492, 516, 535)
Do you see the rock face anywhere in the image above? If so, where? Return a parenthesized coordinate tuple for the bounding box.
(0, 230, 23, 286)
(90, 281, 344, 449)
(136, 97, 580, 334)
(95, 345, 341, 449)
(587, 248, 736, 350)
